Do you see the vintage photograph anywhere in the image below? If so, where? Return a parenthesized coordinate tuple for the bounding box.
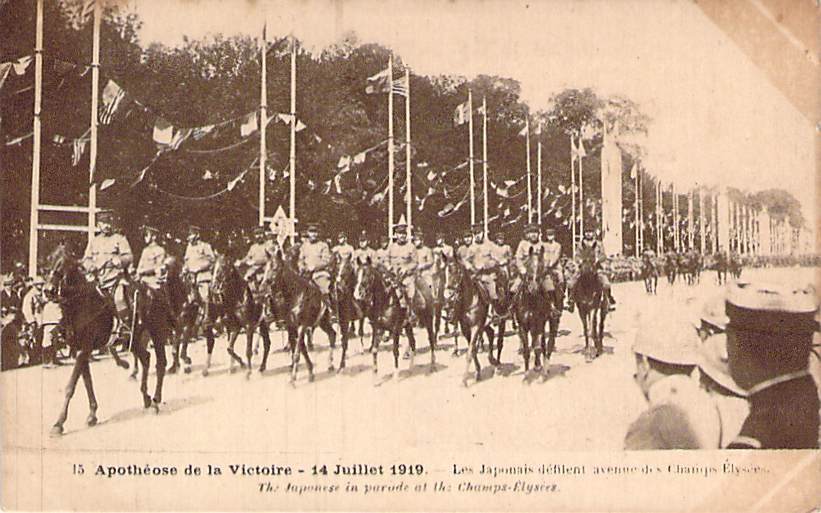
(2, 0, 819, 511)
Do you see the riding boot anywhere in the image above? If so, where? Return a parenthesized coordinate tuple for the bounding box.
(607, 289, 617, 311)
(566, 297, 575, 313)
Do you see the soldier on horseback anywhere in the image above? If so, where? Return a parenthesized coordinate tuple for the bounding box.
(511, 223, 542, 295)
(464, 223, 502, 318)
(566, 227, 616, 312)
(332, 232, 355, 269)
(239, 226, 272, 293)
(182, 225, 215, 320)
(432, 232, 454, 269)
(387, 223, 418, 324)
(353, 230, 375, 269)
(374, 235, 391, 271)
(297, 223, 334, 306)
(82, 210, 134, 344)
(456, 229, 473, 264)
(413, 230, 435, 284)
(541, 227, 565, 310)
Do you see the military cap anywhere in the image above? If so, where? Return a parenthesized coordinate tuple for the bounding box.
(97, 209, 115, 221)
(306, 222, 320, 232)
(253, 225, 265, 235)
(725, 282, 819, 334)
(189, 224, 202, 233)
(471, 222, 484, 232)
(31, 275, 46, 286)
(358, 230, 369, 240)
(697, 334, 747, 397)
(544, 227, 556, 235)
(492, 231, 506, 240)
(633, 317, 701, 366)
(523, 223, 540, 234)
(2, 273, 14, 286)
(394, 223, 408, 231)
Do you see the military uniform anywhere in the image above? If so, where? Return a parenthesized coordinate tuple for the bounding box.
(332, 239, 355, 268)
(354, 245, 375, 268)
(374, 241, 391, 271)
(464, 230, 499, 303)
(183, 234, 216, 302)
(387, 229, 418, 309)
(298, 233, 333, 295)
(433, 240, 454, 271)
(83, 216, 133, 322)
(137, 241, 168, 289)
(511, 225, 542, 294)
(567, 236, 614, 308)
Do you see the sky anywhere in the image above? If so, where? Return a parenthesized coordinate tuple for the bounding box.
(126, 0, 816, 218)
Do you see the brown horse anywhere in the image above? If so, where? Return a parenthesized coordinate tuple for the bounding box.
(164, 257, 197, 374)
(288, 266, 337, 383)
(129, 279, 175, 412)
(442, 257, 493, 386)
(570, 259, 608, 362)
(257, 249, 299, 372)
(641, 256, 658, 294)
(202, 254, 270, 377)
(513, 251, 555, 373)
(333, 259, 366, 371)
(353, 260, 420, 379)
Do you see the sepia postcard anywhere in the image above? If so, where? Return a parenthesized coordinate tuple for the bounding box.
(1, 0, 819, 511)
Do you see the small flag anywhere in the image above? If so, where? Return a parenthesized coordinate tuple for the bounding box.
(12, 55, 32, 75)
(227, 171, 245, 191)
(99, 80, 125, 125)
(192, 124, 215, 140)
(353, 151, 367, 164)
(535, 122, 542, 135)
(365, 67, 391, 94)
(277, 113, 306, 131)
(240, 112, 258, 137)
(476, 102, 486, 115)
(0, 63, 11, 91)
(202, 170, 214, 180)
(152, 118, 174, 145)
(453, 100, 470, 126)
(518, 124, 529, 137)
(168, 128, 192, 150)
(52, 135, 66, 144)
(391, 77, 408, 97)
(337, 155, 352, 169)
(100, 178, 115, 191)
(577, 139, 587, 158)
(630, 162, 638, 179)
(72, 138, 87, 166)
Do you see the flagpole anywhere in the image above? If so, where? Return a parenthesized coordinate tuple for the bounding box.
(258, 22, 267, 227)
(570, 134, 577, 258)
(405, 67, 412, 237)
(688, 188, 694, 250)
(525, 117, 532, 224)
(387, 55, 395, 240)
(466, 90, 475, 228)
(578, 135, 584, 239)
(289, 36, 296, 243)
(657, 180, 663, 254)
(634, 165, 640, 256)
(27, 0, 44, 276)
(482, 96, 489, 237)
(536, 126, 542, 233)
(87, 0, 101, 246)
(672, 183, 678, 251)
(638, 168, 644, 253)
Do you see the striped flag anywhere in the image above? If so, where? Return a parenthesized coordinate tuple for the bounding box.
(391, 77, 408, 97)
(99, 80, 125, 125)
(365, 67, 391, 94)
(72, 137, 88, 166)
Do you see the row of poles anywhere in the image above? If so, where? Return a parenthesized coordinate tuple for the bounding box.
(24, 0, 791, 277)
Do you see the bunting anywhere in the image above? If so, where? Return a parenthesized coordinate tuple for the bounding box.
(453, 101, 470, 126)
(99, 80, 126, 125)
(365, 67, 391, 94)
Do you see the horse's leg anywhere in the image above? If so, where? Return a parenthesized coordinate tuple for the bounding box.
(533, 324, 543, 371)
(51, 350, 88, 436)
(168, 326, 181, 374)
(202, 327, 215, 377)
(461, 326, 473, 386)
(290, 328, 302, 383)
(321, 314, 336, 372)
(226, 327, 244, 372)
(151, 331, 167, 412)
(392, 328, 401, 380)
(79, 357, 98, 426)
(300, 327, 314, 382)
(596, 307, 605, 357)
(180, 323, 192, 364)
(110, 343, 130, 371)
(338, 321, 348, 373)
(471, 326, 483, 383)
(244, 322, 255, 375)
(370, 327, 381, 376)
(494, 318, 505, 365)
(424, 312, 436, 369)
(578, 308, 590, 360)
(258, 323, 271, 373)
(404, 324, 416, 370)
(546, 317, 558, 361)
(133, 337, 151, 409)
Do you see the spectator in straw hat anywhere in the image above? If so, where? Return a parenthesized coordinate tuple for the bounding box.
(624, 318, 722, 450)
(717, 282, 820, 449)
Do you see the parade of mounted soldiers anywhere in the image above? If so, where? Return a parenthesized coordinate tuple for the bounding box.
(1, 0, 819, 452)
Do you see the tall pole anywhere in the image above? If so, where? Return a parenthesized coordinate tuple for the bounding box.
(468, 90, 475, 227)
(405, 67, 412, 237)
(536, 125, 542, 233)
(258, 22, 267, 226)
(671, 183, 678, 251)
(525, 117, 532, 223)
(657, 180, 664, 254)
(570, 135, 576, 257)
(482, 96, 489, 237)
(699, 187, 706, 254)
(387, 55, 395, 240)
(638, 168, 644, 253)
(27, 0, 44, 277)
(687, 188, 694, 250)
(288, 36, 296, 242)
(578, 139, 584, 238)
(88, 0, 101, 247)
(634, 165, 640, 256)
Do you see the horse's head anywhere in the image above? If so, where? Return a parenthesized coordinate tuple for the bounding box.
(442, 255, 465, 305)
(43, 245, 85, 301)
(353, 258, 375, 302)
(523, 247, 543, 295)
(261, 248, 286, 287)
(210, 253, 235, 301)
(335, 258, 355, 291)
